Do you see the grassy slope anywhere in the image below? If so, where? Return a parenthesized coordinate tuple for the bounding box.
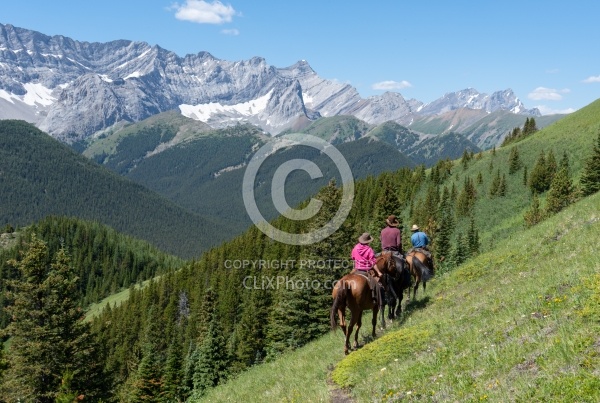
(199, 191, 600, 402)
(332, 192, 600, 402)
(197, 100, 600, 401)
(419, 99, 600, 255)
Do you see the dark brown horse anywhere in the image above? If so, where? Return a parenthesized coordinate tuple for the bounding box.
(330, 252, 395, 355)
(405, 249, 433, 300)
(380, 253, 412, 324)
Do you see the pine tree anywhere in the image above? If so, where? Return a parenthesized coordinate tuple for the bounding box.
(523, 117, 538, 135)
(450, 182, 457, 202)
(529, 150, 552, 194)
(456, 176, 476, 217)
(476, 171, 483, 185)
(461, 149, 471, 170)
(489, 169, 501, 197)
(1, 236, 107, 401)
(546, 150, 558, 185)
(132, 343, 163, 401)
(161, 332, 184, 402)
(429, 165, 440, 184)
(580, 132, 600, 196)
(498, 174, 507, 196)
(450, 234, 468, 267)
(131, 306, 165, 402)
(234, 290, 270, 369)
(434, 186, 454, 269)
(190, 315, 229, 399)
(508, 146, 522, 174)
(523, 165, 528, 186)
(560, 151, 570, 172)
(524, 194, 544, 227)
(467, 217, 480, 257)
(545, 166, 574, 215)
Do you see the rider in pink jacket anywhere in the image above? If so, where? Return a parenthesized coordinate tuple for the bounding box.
(351, 232, 381, 276)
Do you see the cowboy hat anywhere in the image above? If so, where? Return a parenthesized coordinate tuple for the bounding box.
(411, 224, 420, 231)
(386, 215, 400, 227)
(358, 232, 373, 244)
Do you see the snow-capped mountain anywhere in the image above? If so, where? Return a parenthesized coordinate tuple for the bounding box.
(0, 23, 540, 143)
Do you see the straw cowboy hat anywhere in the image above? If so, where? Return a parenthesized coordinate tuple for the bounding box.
(386, 215, 400, 227)
(358, 232, 374, 244)
(411, 224, 420, 231)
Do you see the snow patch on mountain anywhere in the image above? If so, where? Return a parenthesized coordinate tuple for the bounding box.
(0, 83, 55, 107)
(22, 83, 56, 106)
(179, 89, 273, 122)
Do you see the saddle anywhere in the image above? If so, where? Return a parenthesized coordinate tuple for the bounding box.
(353, 270, 384, 306)
(409, 248, 434, 273)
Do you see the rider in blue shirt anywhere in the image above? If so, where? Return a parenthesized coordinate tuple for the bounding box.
(410, 224, 429, 248)
(409, 224, 433, 270)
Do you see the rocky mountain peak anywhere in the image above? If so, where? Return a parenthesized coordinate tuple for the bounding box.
(0, 22, 542, 143)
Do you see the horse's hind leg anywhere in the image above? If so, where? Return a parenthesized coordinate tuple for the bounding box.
(338, 309, 347, 336)
(354, 312, 363, 350)
(371, 308, 377, 339)
(345, 313, 359, 354)
(413, 280, 420, 300)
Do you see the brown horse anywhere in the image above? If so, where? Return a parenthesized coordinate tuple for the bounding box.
(330, 252, 395, 355)
(380, 253, 412, 324)
(405, 249, 433, 300)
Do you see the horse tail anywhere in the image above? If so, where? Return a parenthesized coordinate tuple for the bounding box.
(330, 280, 348, 331)
(415, 258, 432, 281)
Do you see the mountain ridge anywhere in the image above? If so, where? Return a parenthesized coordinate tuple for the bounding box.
(0, 22, 542, 146)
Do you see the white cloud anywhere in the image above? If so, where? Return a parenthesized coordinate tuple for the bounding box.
(527, 87, 569, 101)
(221, 28, 239, 36)
(371, 80, 412, 90)
(582, 75, 600, 83)
(535, 105, 576, 115)
(173, 0, 236, 24)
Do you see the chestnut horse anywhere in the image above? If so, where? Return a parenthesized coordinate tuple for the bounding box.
(405, 249, 433, 300)
(330, 252, 395, 355)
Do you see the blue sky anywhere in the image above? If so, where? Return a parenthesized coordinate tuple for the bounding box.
(3, 0, 599, 115)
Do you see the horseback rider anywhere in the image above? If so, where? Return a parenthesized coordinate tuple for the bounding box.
(380, 215, 408, 278)
(381, 215, 403, 254)
(351, 232, 382, 277)
(409, 224, 434, 270)
(351, 232, 384, 304)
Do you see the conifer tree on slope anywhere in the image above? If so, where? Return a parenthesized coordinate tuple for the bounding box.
(190, 303, 229, 399)
(434, 186, 454, 269)
(581, 131, 600, 196)
(545, 166, 574, 215)
(508, 146, 522, 174)
(0, 235, 106, 402)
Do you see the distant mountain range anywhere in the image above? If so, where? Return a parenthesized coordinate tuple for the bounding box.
(0, 22, 559, 151)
